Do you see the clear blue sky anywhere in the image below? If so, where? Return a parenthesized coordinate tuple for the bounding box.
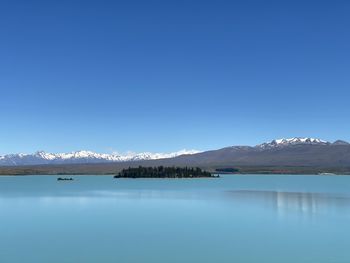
(1, 0, 350, 154)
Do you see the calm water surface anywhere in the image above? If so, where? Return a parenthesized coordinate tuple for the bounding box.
(0, 175, 349, 263)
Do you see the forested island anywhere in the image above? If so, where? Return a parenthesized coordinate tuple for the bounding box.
(114, 166, 214, 178)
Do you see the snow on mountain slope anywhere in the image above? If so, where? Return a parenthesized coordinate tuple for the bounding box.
(0, 149, 201, 166)
(257, 137, 330, 149)
(0, 137, 346, 166)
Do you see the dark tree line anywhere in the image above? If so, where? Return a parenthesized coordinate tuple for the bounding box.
(114, 166, 213, 178)
(215, 167, 239, 173)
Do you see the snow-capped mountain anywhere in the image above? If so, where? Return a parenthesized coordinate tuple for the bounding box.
(0, 149, 200, 166)
(1, 137, 348, 167)
(257, 137, 330, 149)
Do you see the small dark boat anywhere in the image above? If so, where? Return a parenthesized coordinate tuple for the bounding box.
(57, 177, 74, 181)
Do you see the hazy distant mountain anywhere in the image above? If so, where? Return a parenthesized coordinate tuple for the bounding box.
(0, 149, 200, 166)
(1, 137, 350, 169)
(164, 137, 350, 167)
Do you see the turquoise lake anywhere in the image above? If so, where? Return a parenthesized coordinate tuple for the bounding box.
(0, 175, 350, 263)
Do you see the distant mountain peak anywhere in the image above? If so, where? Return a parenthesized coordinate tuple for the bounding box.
(257, 137, 330, 148)
(0, 149, 201, 166)
(333, 140, 350, 145)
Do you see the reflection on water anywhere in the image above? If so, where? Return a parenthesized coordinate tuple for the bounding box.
(1, 175, 350, 263)
(226, 190, 350, 217)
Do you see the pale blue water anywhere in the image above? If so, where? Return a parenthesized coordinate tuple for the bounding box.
(0, 175, 350, 263)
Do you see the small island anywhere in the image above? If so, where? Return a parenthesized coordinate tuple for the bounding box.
(57, 177, 74, 181)
(114, 166, 214, 178)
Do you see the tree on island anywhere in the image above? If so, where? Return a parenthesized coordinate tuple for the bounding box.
(114, 166, 213, 178)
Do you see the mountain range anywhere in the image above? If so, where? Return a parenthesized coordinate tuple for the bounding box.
(165, 137, 350, 167)
(1, 137, 350, 175)
(0, 149, 200, 166)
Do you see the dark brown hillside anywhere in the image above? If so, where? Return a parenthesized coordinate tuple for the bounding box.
(1, 143, 350, 175)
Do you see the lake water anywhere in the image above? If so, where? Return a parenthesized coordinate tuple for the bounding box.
(0, 175, 350, 263)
